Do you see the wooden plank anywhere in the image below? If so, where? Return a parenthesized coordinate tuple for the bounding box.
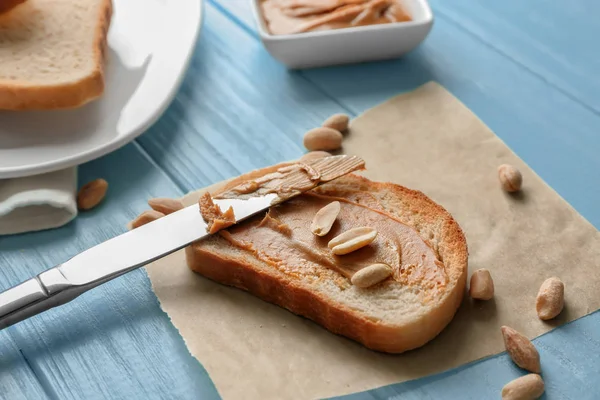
(136, 2, 348, 193)
(208, 0, 256, 29)
(0, 330, 49, 400)
(429, 0, 600, 113)
(0, 144, 220, 399)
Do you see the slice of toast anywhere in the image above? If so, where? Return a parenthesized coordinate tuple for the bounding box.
(0, 0, 112, 110)
(0, 0, 27, 15)
(186, 164, 468, 353)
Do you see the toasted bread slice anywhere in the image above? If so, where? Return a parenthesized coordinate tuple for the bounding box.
(0, 0, 26, 15)
(186, 164, 468, 354)
(0, 0, 112, 110)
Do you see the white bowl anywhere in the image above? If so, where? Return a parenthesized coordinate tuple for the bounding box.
(250, 0, 434, 69)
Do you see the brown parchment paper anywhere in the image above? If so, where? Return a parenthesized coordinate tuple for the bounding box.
(145, 82, 600, 400)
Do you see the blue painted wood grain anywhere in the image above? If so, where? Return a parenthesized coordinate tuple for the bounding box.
(1, 0, 599, 398)
(0, 330, 49, 399)
(428, 0, 600, 113)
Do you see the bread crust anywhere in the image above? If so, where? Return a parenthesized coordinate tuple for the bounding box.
(0, 0, 26, 15)
(0, 0, 113, 110)
(186, 170, 468, 353)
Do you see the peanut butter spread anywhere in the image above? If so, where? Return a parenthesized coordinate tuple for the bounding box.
(199, 192, 236, 234)
(219, 192, 448, 296)
(202, 156, 365, 234)
(261, 0, 412, 35)
(221, 163, 322, 200)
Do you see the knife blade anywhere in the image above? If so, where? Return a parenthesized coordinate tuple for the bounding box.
(0, 155, 364, 330)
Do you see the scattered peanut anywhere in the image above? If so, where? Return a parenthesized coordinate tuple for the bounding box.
(322, 113, 350, 132)
(303, 127, 343, 151)
(77, 178, 108, 210)
(501, 326, 541, 373)
(498, 164, 523, 192)
(536, 277, 564, 320)
(311, 201, 341, 237)
(148, 198, 185, 215)
(131, 210, 165, 229)
(469, 268, 494, 300)
(351, 263, 393, 288)
(300, 151, 333, 162)
(501, 374, 544, 400)
(328, 227, 377, 255)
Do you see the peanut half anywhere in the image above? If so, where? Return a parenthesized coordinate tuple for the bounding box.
(501, 374, 544, 400)
(469, 268, 494, 300)
(311, 201, 341, 237)
(322, 113, 350, 132)
(351, 263, 393, 288)
(303, 127, 343, 151)
(77, 178, 108, 210)
(328, 227, 377, 255)
(131, 210, 165, 229)
(498, 164, 523, 192)
(300, 151, 332, 162)
(148, 198, 185, 215)
(536, 277, 564, 320)
(501, 326, 541, 373)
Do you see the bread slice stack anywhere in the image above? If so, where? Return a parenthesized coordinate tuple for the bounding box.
(186, 163, 468, 353)
(0, 0, 112, 110)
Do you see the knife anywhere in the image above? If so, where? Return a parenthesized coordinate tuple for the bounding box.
(0, 155, 364, 330)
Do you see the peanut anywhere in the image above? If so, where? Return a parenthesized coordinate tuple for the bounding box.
(322, 113, 350, 132)
(148, 198, 184, 215)
(536, 277, 564, 320)
(501, 374, 544, 400)
(311, 201, 340, 237)
(131, 210, 165, 229)
(300, 151, 332, 162)
(77, 179, 108, 210)
(498, 164, 523, 192)
(501, 326, 541, 373)
(469, 269, 494, 300)
(303, 127, 343, 151)
(351, 264, 393, 288)
(328, 227, 377, 255)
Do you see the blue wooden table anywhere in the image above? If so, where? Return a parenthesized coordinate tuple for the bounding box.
(2, 1, 600, 398)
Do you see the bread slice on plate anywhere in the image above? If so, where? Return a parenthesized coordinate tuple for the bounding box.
(0, 0, 112, 110)
(186, 162, 468, 354)
(0, 0, 27, 15)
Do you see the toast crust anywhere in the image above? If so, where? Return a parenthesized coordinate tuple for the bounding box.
(186, 167, 468, 354)
(0, 0, 26, 15)
(0, 0, 112, 110)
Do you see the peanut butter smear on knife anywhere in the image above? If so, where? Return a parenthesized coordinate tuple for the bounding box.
(200, 156, 365, 233)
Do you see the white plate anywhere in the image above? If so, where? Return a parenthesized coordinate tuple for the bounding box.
(0, 0, 203, 179)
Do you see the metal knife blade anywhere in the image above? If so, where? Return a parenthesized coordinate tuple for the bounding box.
(0, 155, 364, 329)
(59, 193, 280, 287)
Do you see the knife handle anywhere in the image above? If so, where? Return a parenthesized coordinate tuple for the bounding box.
(0, 268, 81, 330)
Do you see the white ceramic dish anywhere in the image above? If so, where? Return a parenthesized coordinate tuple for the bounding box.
(0, 0, 203, 179)
(251, 0, 433, 69)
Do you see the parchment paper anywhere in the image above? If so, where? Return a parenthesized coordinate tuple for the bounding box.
(146, 82, 600, 399)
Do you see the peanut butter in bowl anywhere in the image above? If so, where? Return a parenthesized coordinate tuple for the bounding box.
(261, 0, 412, 35)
